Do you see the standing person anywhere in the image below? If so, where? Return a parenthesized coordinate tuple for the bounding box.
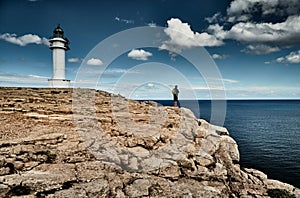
(172, 85, 179, 107)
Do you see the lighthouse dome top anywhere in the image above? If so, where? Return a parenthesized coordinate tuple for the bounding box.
(53, 24, 64, 38)
(49, 24, 70, 50)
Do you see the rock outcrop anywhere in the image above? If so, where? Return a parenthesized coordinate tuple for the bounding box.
(0, 87, 299, 197)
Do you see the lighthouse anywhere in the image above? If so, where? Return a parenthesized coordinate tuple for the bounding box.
(48, 25, 70, 88)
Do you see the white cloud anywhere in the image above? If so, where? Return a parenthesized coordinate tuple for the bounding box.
(264, 61, 272, 64)
(276, 57, 285, 63)
(106, 68, 128, 73)
(212, 54, 229, 60)
(210, 16, 300, 45)
(147, 83, 154, 88)
(105, 68, 140, 74)
(225, 86, 300, 99)
(0, 33, 49, 46)
(241, 44, 280, 55)
(128, 49, 152, 61)
(147, 22, 157, 28)
(203, 0, 300, 55)
(222, 78, 239, 84)
(0, 72, 48, 87)
(226, 0, 300, 22)
(192, 77, 238, 92)
(207, 77, 239, 84)
(160, 18, 223, 54)
(192, 86, 225, 91)
(276, 50, 300, 64)
(208, 15, 300, 54)
(86, 58, 104, 66)
(42, 38, 50, 46)
(68, 58, 81, 63)
(285, 50, 300, 63)
(205, 12, 223, 24)
(28, 74, 48, 78)
(114, 17, 134, 24)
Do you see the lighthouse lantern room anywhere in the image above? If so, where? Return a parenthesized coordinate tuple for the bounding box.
(48, 25, 70, 88)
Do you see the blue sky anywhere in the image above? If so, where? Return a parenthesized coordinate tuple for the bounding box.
(1, 0, 300, 99)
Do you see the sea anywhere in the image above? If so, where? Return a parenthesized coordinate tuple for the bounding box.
(151, 100, 300, 188)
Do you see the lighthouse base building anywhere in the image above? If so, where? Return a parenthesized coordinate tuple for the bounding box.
(48, 25, 70, 88)
(48, 79, 70, 88)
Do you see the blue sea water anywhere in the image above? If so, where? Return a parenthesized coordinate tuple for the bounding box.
(153, 100, 300, 188)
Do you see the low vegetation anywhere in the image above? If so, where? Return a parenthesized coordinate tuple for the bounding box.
(267, 189, 296, 198)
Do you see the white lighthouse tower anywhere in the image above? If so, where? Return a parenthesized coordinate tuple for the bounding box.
(48, 25, 70, 88)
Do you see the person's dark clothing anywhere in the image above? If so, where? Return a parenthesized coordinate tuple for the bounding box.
(172, 87, 179, 102)
(173, 94, 178, 101)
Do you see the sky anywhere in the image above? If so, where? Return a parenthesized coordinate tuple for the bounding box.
(1, 0, 300, 99)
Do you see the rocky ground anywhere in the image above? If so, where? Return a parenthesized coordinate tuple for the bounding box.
(0, 87, 299, 197)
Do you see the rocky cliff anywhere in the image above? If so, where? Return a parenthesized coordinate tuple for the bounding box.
(0, 87, 299, 198)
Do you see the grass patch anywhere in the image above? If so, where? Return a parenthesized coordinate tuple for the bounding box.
(267, 189, 296, 198)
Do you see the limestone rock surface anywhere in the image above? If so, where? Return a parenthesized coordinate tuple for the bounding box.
(0, 87, 299, 197)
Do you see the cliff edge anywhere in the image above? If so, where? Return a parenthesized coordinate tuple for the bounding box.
(0, 87, 299, 197)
